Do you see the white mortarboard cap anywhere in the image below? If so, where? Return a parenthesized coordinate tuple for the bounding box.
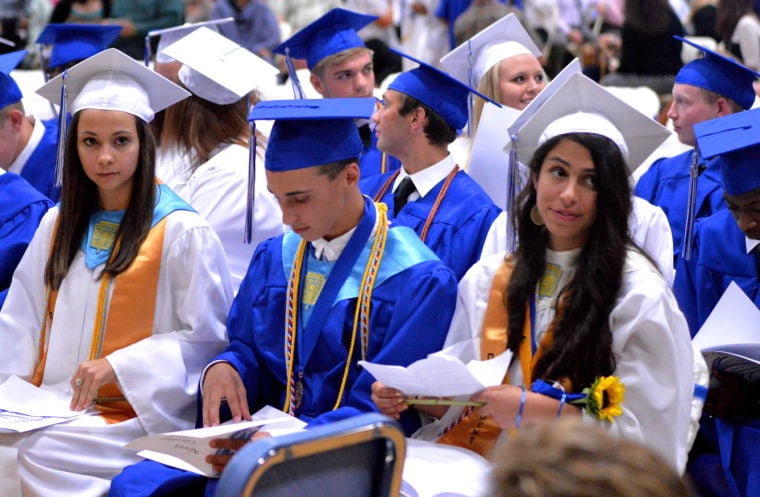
(148, 17, 234, 64)
(468, 58, 582, 210)
(36, 48, 190, 123)
(512, 72, 670, 172)
(162, 27, 279, 105)
(440, 13, 541, 88)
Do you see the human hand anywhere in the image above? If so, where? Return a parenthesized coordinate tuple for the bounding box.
(371, 381, 407, 420)
(70, 358, 118, 411)
(206, 430, 272, 475)
(704, 368, 760, 421)
(202, 362, 251, 427)
(471, 384, 524, 430)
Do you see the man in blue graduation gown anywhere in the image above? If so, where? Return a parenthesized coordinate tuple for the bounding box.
(674, 104, 760, 497)
(0, 50, 60, 202)
(361, 49, 502, 280)
(635, 37, 759, 266)
(108, 98, 457, 497)
(675, 108, 760, 336)
(273, 8, 401, 179)
(0, 169, 53, 307)
(675, 108, 760, 497)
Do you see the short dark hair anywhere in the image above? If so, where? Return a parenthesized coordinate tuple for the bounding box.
(397, 93, 457, 147)
(317, 158, 357, 179)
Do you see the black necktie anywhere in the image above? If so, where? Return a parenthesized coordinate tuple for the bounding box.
(394, 177, 416, 216)
(754, 245, 760, 282)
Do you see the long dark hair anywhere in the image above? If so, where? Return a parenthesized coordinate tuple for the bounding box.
(44, 111, 156, 290)
(506, 133, 632, 391)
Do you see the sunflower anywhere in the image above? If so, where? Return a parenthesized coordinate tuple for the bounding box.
(584, 376, 625, 422)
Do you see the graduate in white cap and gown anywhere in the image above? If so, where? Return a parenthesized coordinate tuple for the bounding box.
(0, 48, 232, 497)
(635, 37, 760, 267)
(361, 49, 502, 280)
(155, 27, 283, 293)
(373, 72, 700, 475)
(273, 8, 402, 179)
(108, 97, 457, 497)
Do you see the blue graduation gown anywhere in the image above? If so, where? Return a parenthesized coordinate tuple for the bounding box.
(108, 198, 458, 497)
(673, 209, 759, 337)
(361, 170, 501, 280)
(635, 149, 724, 266)
(0, 172, 53, 308)
(19, 118, 60, 202)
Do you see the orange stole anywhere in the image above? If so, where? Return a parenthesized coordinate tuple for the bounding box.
(436, 257, 551, 458)
(32, 218, 168, 423)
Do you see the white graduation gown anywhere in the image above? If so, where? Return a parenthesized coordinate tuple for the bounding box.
(156, 143, 283, 293)
(424, 248, 695, 474)
(0, 207, 233, 497)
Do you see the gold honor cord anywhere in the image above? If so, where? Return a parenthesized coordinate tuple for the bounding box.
(283, 204, 389, 415)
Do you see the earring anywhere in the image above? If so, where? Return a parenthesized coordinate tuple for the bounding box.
(530, 205, 544, 226)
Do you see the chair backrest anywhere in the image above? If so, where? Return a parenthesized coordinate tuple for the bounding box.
(215, 413, 406, 497)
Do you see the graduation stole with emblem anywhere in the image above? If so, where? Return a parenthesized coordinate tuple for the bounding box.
(32, 214, 169, 424)
(436, 257, 559, 458)
(283, 200, 389, 415)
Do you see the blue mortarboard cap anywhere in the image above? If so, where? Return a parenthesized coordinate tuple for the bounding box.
(0, 50, 27, 107)
(694, 108, 760, 195)
(388, 48, 500, 132)
(249, 98, 376, 171)
(36, 23, 121, 69)
(675, 36, 760, 110)
(273, 8, 376, 70)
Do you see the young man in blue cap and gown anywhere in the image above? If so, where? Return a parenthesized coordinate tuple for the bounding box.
(273, 7, 401, 179)
(0, 49, 60, 201)
(107, 97, 458, 497)
(674, 107, 760, 497)
(0, 167, 53, 308)
(361, 50, 502, 280)
(635, 37, 760, 267)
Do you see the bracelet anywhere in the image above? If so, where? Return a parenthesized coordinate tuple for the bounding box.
(515, 386, 527, 429)
(557, 392, 567, 417)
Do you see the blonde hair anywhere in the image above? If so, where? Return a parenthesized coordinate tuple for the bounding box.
(490, 419, 692, 497)
(311, 47, 374, 79)
(470, 63, 501, 136)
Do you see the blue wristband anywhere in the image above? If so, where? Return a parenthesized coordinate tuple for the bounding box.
(515, 386, 527, 429)
(557, 392, 567, 417)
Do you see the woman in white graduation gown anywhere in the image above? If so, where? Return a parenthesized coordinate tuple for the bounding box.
(0, 49, 233, 497)
(155, 27, 283, 293)
(373, 79, 699, 475)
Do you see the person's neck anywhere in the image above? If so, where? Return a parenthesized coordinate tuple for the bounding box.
(398, 145, 448, 175)
(323, 191, 366, 241)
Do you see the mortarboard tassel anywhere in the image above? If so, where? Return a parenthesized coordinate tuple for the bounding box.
(245, 119, 257, 244)
(54, 69, 68, 187)
(505, 133, 520, 254)
(465, 39, 475, 139)
(143, 35, 151, 67)
(284, 48, 306, 99)
(681, 150, 699, 260)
